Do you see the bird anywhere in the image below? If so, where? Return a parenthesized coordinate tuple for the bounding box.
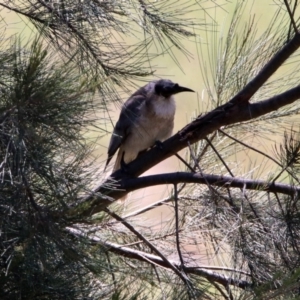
(105, 79, 194, 172)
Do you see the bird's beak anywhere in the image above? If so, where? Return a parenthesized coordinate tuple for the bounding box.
(173, 85, 194, 94)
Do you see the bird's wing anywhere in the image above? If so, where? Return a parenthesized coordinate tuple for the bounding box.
(105, 94, 146, 169)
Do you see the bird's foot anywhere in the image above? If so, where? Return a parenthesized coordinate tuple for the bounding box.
(154, 140, 164, 150)
(138, 149, 147, 155)
(120, 151, 129, 173)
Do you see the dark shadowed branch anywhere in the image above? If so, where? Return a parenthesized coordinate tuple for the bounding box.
(68, 82, 300, 217)
(47, 18, 300, 220)
(67, 227, 252, 290)
(103, 208, 194, 291)
(3, 1, 300, 299)
(120, 173, 300, 196)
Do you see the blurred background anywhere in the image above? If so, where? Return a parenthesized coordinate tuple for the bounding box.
(0, 0, 290, 259)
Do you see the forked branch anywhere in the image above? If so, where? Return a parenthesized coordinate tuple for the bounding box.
(67, 32, 300, 218)
(67, 227, 252, 290)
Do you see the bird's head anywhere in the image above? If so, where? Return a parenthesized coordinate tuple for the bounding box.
(154, 79, 194, 98)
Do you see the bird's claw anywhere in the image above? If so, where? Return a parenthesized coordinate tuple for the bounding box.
(155, 140, 164, 150)
(120, 151, 129, 173)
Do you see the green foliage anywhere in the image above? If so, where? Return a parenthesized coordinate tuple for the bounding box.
(254, 268, 300, 299)
(2, 1, 300, 299)
(0, 38, 99, 299)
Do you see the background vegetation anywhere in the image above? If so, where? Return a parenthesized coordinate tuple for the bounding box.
(1, 0, 300, 299)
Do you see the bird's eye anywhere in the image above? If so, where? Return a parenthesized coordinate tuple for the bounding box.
(174, 83, 179, 88)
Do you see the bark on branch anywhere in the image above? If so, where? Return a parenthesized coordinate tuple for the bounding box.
(118, 172, 300, 196)
(67, 227, 252, 290)
(69, 84, 300, 217)
(67, 33, 300, 218)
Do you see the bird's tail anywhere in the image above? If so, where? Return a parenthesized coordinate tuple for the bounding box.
(113, 149, 128, 201)
(113, 148, 123, 172)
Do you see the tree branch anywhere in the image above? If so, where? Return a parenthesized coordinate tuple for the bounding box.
(66, 33, 300, 218)
(174, 184, 186, 271)
(119, 172, 300, 196)
(103, 208, 194, 291)
(229, 31, 300, 104)
(283, 0, 298, 35)
(67, 170, 300, 219)
(67, 227, 252, 290)
(219, 129, 300, 184)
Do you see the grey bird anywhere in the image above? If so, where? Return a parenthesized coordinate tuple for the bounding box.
(105, 79, 194, 172)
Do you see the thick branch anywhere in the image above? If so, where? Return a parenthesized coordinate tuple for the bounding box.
(105, 172, 300, 219)
(67, 84, 300, 218)
(118, 172, 300, 196)
(229, 33, 300, 103)
(67, 227, 252, 290)
(65, 33, 300, 218)
(104, 208, 192, 289)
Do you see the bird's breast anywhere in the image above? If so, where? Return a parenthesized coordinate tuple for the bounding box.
(151, 96, 176, 118)
(121, 98, 175, 163)
(133, 97, 175, 144)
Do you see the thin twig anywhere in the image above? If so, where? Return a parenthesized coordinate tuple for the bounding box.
(208, 279, 230, 300)
(175, 153, 195, 173)
(103, 208, 193, 290)
(219, 129, 300, 184)
(119, 172, 300, 196)
(153, 266, 166, 300)
(67, 227, 252, 289)
(198, 132, 217, 162)
(284, 0, 298, 34)
(174, 184, 185, 269)
(205, 137, 234, 177)
(105, 252, 117, 289)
